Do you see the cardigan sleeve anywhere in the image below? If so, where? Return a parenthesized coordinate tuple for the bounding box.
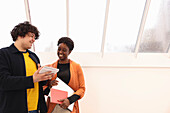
(73, 64, 86, 99)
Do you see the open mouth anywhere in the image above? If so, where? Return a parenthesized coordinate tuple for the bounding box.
(59, 54, 63, 57)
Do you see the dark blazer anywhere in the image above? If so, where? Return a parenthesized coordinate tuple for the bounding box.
(0, 44, 47, 113)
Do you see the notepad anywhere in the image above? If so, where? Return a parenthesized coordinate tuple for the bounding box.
(50, 88, 68, 104)
(50, 78, 75, 111)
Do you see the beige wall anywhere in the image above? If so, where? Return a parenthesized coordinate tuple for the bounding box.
(80, 67, 170, 113)
(37, 52, 170, 113)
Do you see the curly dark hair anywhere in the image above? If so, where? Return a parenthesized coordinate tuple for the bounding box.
(10, 21, 40, 41)
(57, 37, 74, 51)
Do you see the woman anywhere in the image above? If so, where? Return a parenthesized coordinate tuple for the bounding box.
(45, 37, 85, 113)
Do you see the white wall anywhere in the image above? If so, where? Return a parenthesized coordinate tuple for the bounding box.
(81, 67, 170, 113)
(37, 52, 170, 113)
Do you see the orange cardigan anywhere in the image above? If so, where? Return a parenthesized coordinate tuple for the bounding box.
(47, 60, 85, 113)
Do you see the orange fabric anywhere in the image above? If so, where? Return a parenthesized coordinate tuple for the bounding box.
(46, 60, 85, 113)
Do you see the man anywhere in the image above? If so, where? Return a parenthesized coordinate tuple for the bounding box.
(0, 21, 53, 113)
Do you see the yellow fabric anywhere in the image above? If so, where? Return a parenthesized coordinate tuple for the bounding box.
(23, 52, 39, 111)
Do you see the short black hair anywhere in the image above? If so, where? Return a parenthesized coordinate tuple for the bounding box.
(57, 37, 74, 51)
(10, 21, 40, 41)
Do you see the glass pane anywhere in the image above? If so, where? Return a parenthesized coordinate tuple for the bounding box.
(69, 0, 106, 52)
(139, 0, 170, 53)
(105, 0, 146, 52)
(0, 0, 26, 48)
(29, 0, 67, 52)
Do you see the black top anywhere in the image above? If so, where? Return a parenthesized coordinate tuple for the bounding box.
(57, 63, 80, 104)
(57, 63, 70, 84)
(0, 44, 47, 113)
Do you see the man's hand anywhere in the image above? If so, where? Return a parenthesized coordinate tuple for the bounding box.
(33, 64, 54, 83)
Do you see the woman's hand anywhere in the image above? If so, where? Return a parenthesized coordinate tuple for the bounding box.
(59, 98, 70, 109)
(49, 80, 58, 88)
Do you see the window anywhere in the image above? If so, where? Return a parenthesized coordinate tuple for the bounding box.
(0, 0, 26, 48)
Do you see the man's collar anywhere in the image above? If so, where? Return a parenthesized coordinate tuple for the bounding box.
(9, 43, 20, 53)
(9, 43, 33, 54)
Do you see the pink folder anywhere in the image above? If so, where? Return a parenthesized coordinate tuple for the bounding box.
(50, 88, 68, 104)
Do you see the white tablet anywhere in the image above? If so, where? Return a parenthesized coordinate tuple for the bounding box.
(39, 66, 59, 74)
